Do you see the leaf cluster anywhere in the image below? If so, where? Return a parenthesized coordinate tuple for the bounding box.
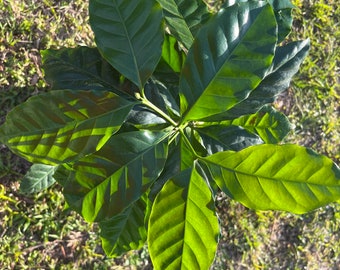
(0, 0, 339, 268)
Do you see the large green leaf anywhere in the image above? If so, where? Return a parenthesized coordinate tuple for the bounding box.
(99, 194, 148, 257)
(41, 47, 122, 94)
(203, 39, 310, 121)
(217, 106, 292, 143)
(20, 164, 57, 194)
(202, 144, 340, 214)
(196, 125, 263, 153)
(179, 2, 277, 121)
(148, 166, 219, 270)
(222, 0, 294, 42)
(89, 0, 164, 89)
(0, 90, 135, 165)
(63, 130, 169, 222)
(157, 0, 211, 50)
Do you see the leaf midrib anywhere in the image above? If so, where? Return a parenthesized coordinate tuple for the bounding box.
(202, 158, 339, 188)
(113, 0, 141, 88)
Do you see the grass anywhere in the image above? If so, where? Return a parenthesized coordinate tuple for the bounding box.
(0, 0, 339, 269)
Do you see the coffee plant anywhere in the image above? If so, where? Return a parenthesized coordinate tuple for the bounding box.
(1, 0, 339, 268)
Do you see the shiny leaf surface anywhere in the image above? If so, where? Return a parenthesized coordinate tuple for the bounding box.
(203, 144, 340, 213)
(89, 0, 164, 89)
(63, 130, 169, 222)
(0, 90, 135, 165)
(99, 194, 148, 257)
(41, 47, 122, 93)
(220, 106, 292, 143)
(148, 166, 219, 269)
(157, 0, 211, 50)
(179, 3, 277, 121)
(204, 39, 310, 121)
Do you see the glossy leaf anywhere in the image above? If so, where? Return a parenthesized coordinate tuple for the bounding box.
(148, 166, 219, 270)
(41, 47, 122, 93)
(203, 39, 310, 121)
(161, 34, 186, 73)
(20, 164, 57, 194)
(125, 105, 167, 130)
(147, 131, 204, 202)
(222, 0, 294, 42)
(0, 90, 135, 165)
(203, 144, 340, 214)
(99, 194, 148, 257)
(63, 130, 169, 222)
(196, 125, 263, 153)
(222, 106, 292, 143)
(179, 3, 277, 121)
(157, 0, 211, 50)
(89, 0, 164, 89)
(144, 79, 180, 119)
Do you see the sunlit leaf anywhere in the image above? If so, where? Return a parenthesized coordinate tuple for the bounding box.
(148, 166, 219, 269)
(179, 3, 277, 121)
(221, 106, 292, 143)
(0, 90, 136, 165)
(204, 39, 310, 121)
(63, 130, 169, 222)
(203, 144, 340, 214)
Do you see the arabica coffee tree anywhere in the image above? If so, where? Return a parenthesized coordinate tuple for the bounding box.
(1, 0, 339, 269)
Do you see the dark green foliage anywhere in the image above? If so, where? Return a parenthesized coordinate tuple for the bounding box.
(1, 0, 339, 269)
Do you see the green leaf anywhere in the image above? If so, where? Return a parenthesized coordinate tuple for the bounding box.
(157, 0, 211, 50)
(20, 164, 57, 194)
(0, 90, 136, 165)
(89, 0, 164, 89)
(41, 47, 122, 94)
(99, 194, 148, 257)
(203, 39, 310, 121)
(222, 106, 292, 143)
(203, 144, 340, 214)
(148, 166, 219, 270)
(179, 3, 277, 121)
(144, 79, 180, 119)
(196, 125, 263, 153)
(222, 0, 294, 42)
(161, 34, 186, 73)
(63, 130, 169, 222)
(125, 105, 168, 130)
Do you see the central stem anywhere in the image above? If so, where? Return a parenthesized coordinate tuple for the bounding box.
(137, 90, 178, 127)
